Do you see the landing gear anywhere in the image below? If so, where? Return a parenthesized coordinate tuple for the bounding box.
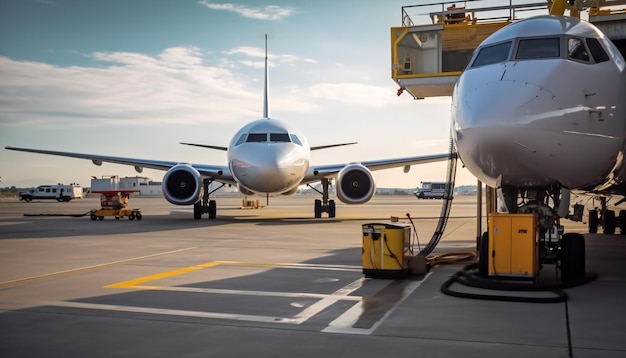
(587, 196, 620, 234)
(308, 178, 336, 218)
(193, 179, 224, 220)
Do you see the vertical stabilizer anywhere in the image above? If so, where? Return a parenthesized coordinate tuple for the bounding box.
(263, 34, 270, 119)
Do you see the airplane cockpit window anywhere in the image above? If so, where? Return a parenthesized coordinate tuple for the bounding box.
(235, 134, 247, 146)
(246, 133, 267, 142)
(586, 37, 610, 63)
(269, 133, 291, 142)
(290, 134, 303, 146)
(470, 41, 512, 67)
(568, 38, 590, 62)
(516, 38, 560, 60)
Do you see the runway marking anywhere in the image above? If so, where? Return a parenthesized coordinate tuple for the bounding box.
(47, 301, 301, 324)
(97, 261, 429, 333)
(0, 247, 197, 288)
(106, 261, 219, 289)
(106, 261, 361, 289)
(322, 272, 433, 335)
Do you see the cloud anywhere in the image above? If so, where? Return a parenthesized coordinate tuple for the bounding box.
(0, 45, 327, 129)
(223, 46, 317, 66)
(306, 83, 397, 107)
(198, 1, 294, 20)
(0, 49, 262, 127)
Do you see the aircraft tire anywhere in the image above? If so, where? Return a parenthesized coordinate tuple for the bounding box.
(328, 200, 336, 218)
(588, 210, 598, 234)
(314, 199, 322, 218)
(561, 233, 585, 282)
(604, 210, 616, 235)
(129, 213, 135, 221)
(619, 210, 626, 235)
(478, 232, 489, 278)
(208, 200, 217, 219)
(193, 202, 202, 220)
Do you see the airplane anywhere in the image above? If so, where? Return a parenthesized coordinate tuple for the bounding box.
(5, 35, 449, 219)
(451, 12, 626, 275)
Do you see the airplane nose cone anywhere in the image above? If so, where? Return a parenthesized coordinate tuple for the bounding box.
(230, 145, 307, 193)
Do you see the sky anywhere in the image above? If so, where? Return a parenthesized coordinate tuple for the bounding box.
(0, 0, 482, 189)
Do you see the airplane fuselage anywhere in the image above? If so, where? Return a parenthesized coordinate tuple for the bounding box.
(452, 15, 626, 192)
(227, 118, 310, 195)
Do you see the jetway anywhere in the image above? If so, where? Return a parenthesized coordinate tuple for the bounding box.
(392, 0, 626, 99)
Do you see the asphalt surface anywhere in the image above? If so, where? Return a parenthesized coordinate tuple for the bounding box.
(0, 195, 624, 357)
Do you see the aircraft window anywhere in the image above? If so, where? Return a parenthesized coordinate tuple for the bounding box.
(586, 38, 610, 63)
(270, 133, 291, 142)
(235, 134, 247, 146)
(290, 134, 303, 146)
(516, 38, 560, 60)
(246, 133, 267, 142)
(471, 41, 512, 67)
(568, 38, 589, 62)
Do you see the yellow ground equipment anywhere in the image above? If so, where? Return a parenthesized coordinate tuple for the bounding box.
(90, 191, 142, 221)
(487, 213, 538, 279)
(362, 222, 411, 278)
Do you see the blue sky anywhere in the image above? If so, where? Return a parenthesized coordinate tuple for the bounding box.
(0, 0, 477, 188)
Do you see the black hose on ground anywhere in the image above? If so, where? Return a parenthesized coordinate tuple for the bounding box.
(441, 263, 598, 303)
(23, 211, 91, 217)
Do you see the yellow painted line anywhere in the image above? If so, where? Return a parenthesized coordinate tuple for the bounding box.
(105, 261, 360, 290)
(105, 261, 220, 289)
(0, 247, 197, 288)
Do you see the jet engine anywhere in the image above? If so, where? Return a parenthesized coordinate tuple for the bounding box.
(162, 164, 203, 205)
(336, 163, 376, 204)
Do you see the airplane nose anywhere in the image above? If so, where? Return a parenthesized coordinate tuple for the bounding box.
(456, 80, 558, 128)
(231, 145, 307, 193)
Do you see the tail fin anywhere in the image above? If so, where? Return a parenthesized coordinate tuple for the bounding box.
(263, 34, 270, 119)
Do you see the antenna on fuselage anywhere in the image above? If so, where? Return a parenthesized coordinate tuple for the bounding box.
(263, 34, 270, 119)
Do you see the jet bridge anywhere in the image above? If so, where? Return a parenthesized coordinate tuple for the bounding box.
(391, 1, 548, 99)
(392, 1, 626, 99)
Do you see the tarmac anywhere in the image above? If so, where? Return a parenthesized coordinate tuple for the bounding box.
(0, 194, 624, 358)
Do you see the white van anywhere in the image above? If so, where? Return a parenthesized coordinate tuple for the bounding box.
(19, 184, 83, 202)
(413, 182, 447, 199)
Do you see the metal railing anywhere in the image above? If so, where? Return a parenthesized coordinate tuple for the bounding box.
(401, 0, 548, 27)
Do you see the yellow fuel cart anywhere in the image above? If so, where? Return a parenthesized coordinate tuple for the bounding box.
(362, 222, 411, 278)
(90, 190, 142, 221)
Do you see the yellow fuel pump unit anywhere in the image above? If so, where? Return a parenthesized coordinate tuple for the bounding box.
(362, 222, 411, 278)
(488, 213, 539, 279)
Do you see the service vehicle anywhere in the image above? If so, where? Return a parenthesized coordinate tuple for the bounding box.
(413, 182, 447, 199)
(19, 184, 83, 202)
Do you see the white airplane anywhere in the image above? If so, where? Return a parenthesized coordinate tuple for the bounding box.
(6, 36, 449, 219)
(452, 14, 626, 237)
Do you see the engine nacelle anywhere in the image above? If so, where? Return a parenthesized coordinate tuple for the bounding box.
(162, 164, 203, 205)
(238, 184, 256, 196)
(336, 163, 376, 204)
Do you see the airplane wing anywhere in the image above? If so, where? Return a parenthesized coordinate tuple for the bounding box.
(302, 152, 452, 184)
(310, 142, 358, 151)
(4, 146, 235, 184)
(179, 143, 228, 151)
(180, 141, 357, 151)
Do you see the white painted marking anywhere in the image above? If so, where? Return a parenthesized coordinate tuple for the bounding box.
(48, 301, 299, 324)
(322, 272, 433, 335)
